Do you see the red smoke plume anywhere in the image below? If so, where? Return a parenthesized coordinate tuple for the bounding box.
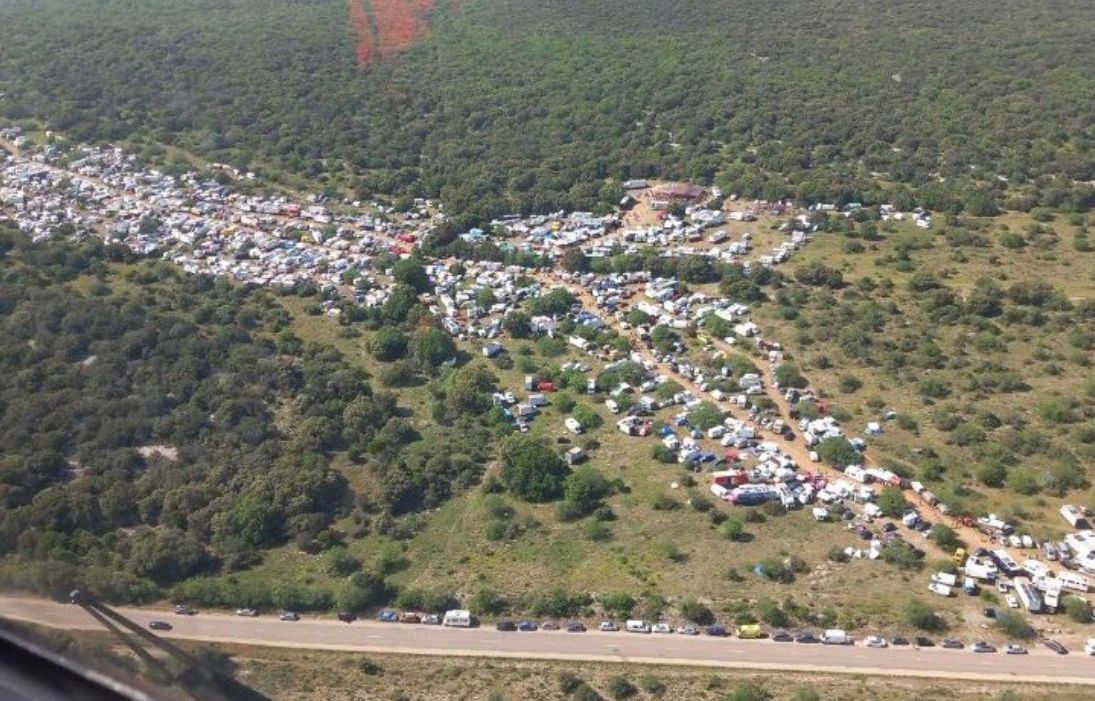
(350, 0, 435, 66)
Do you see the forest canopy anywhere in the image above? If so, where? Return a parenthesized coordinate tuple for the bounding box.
(0, 0, 1091, 220)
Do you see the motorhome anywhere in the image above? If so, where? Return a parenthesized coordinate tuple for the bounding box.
(443, 610, 472, 627)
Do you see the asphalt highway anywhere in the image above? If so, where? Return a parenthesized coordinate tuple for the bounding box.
(1, 597, 1092, 685)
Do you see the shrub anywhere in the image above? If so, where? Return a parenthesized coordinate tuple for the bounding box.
(499, 435, 570, 502)
(599, 593, 636, 617)
(584, 520, 612, 542)
(929, 525, 962, 551)
(559, 671, 583, 695)
(1063, 595, 1093, 623)
(652, 494, 681, 511)
(906, 599, 947, 631)
(838, 374, 863, 393)
(637, 674, 666, 697)
(679, 598, 715, 625)
(995, 611, 1035, 639)
(727, 682, 770, 701)
(607, 676, 637, 700)
(720, 518, 746, 541)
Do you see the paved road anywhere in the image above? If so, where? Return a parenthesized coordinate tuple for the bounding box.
(2, 597, 1092, 684)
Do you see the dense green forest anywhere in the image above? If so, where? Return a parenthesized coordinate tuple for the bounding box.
(0, 225, 499, 606)
(0, 0, 1091, 220)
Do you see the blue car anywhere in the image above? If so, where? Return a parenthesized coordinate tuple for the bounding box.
(377, 609, 399, 622)
(517, 620, 539, 631)
(706, 624, 728, 637)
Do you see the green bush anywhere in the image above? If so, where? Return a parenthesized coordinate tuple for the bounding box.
(906, 599, 947, 632)
(607, 676, 637, 700)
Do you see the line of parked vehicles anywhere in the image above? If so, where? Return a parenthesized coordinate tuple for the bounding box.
(153, 604, 1095, 656)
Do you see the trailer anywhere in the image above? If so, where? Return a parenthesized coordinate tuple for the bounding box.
(443, 609, 473, 627)
(1014, 580, 1043, 613)
(991, 550, 1023, 578)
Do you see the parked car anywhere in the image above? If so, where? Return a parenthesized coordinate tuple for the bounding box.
(337, 611, 357, 623)
(518, 620, 539, 632)
(599, 621, 619, 632)
(541, 621, 560, 631)
(398, 612, 420, 624)
(422, 613, 442, 625)
(794, 631, 819, 644)
(676, 625, 699, 635)
(706, 625, 728, 637)
(148, 620, 172, 631)
(864, 635, 887, 648)
(566, 622, 586, 632)
(770, 630, 792, 642)
(234, 608, 258, 617)
(942, 638, 964, 649)
(173, 604, 196, 616)
(279, 611, 300, 622)
(377, 609, 399, 622)
(1005, 644, 1027, 655)
(914, 637, 935, 647)
(496, 620, 517, 632)
(996, 581, 1009, 593)
(1043, 638, 1068, 655)
(972, 641, 996, 653)
(652, 623, 673, 634)
(1006, 594, 1020, 608)
(890, 635, 909, 646)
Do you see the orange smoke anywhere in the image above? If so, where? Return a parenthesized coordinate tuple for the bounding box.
(350, 0, 435, 66)
(349, 0, 375, 66)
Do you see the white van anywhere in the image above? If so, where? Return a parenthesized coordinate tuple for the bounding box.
(821, 629, 851, 645)
(605, 399, 620, 414)
(625, 619, 650, 633)
(443, 609, 472, 627)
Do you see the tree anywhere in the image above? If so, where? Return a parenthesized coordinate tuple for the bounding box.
(371, 328, 407, 361)
(409, 327, 456, 367)
(877, 487, 908, 517)
(774, 363, 807, 389)
(499, 435, 569, 502)
(391, 257, 430, 292)
(475, 287, 497, 308)
(560, 248, 590, 273)
(816, 436, 860, 469)
(503, 311, 532, 338)
(529, 288, 575, 316)
(1062, 594, 1093, 623)
(571, 403, 603, 430)
(929, 524, 962, 551)
(564, 466, 610, 513)
(687, 402, 724, 431)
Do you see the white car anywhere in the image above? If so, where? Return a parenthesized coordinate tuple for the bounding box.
(1005, 594, 1019, 608)
(677, 625, 699, 635)
(235, 608, 259, 617)
(599, 620, 619, 632)
(652, 623, 673, 634)
(996, 580, 1008, 593)
(1084, 637, 1095, 656)
(864, 635, 888, 648)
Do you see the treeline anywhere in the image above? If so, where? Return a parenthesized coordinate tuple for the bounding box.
(0, 1, 1091, 220)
